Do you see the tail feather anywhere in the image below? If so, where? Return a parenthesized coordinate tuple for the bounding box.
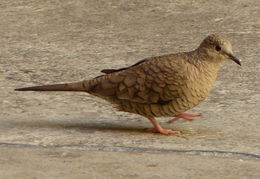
(15, 81, 87, 92)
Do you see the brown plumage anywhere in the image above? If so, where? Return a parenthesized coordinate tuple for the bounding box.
(15, 34, 241, 134)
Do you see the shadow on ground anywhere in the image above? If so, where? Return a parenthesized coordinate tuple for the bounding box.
(9, 119, 145, 133)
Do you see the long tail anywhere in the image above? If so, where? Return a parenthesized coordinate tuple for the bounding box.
(15, 81, 88, 92)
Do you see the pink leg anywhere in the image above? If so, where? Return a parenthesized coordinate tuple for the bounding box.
(146, 118, 180, 135)
(167, 113, 201, 123)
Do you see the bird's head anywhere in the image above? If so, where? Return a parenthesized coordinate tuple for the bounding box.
(199, 34, 241, 66)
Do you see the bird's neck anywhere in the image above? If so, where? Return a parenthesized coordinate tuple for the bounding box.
(189, 48, 222, 74)
(184, 49, 222, 87)
(182, 49, 222, 101)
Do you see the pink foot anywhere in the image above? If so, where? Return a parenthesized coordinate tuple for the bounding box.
(167, 113, 201, 123)
(146, 117, 181, 135)
(146, 127, 181, 135)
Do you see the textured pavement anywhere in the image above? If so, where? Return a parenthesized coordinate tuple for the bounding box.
(0, 0, 259, 178)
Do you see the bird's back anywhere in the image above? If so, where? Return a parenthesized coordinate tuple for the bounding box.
(83, 50, 220, 117)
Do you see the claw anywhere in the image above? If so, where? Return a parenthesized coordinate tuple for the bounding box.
(146, 127, 181, 134)
(147, 117, 181, 135)
(168, 113, 201, 123)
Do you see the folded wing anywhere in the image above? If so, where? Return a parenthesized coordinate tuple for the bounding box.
(90, 55, 186, 105)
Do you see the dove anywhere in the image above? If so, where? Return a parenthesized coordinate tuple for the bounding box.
(15, 34, 241, 134)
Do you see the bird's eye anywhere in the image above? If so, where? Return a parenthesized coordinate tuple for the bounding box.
(215, 45, 221, 51)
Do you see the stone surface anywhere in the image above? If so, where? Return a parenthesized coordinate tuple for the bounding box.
(0, 0, 259, 178)
(0, 145, 259, 179)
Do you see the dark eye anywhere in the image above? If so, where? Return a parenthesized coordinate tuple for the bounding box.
(215, 45, 221, 51)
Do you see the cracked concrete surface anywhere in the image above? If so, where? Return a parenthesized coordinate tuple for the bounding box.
(0, 0, 259, 178)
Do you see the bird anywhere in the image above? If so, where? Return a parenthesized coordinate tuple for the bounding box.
(15, 34, 241, 135)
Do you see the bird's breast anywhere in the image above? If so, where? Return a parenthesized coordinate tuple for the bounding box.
(170, 64, 218, 110)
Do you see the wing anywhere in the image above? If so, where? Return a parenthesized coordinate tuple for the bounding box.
(90, 55, 187, 105)
(101, 58, 148, 74)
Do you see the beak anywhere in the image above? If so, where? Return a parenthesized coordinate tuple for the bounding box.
(228, 53, 241, 66)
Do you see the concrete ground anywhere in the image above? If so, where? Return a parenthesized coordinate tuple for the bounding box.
(0, 0, 259, 178)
